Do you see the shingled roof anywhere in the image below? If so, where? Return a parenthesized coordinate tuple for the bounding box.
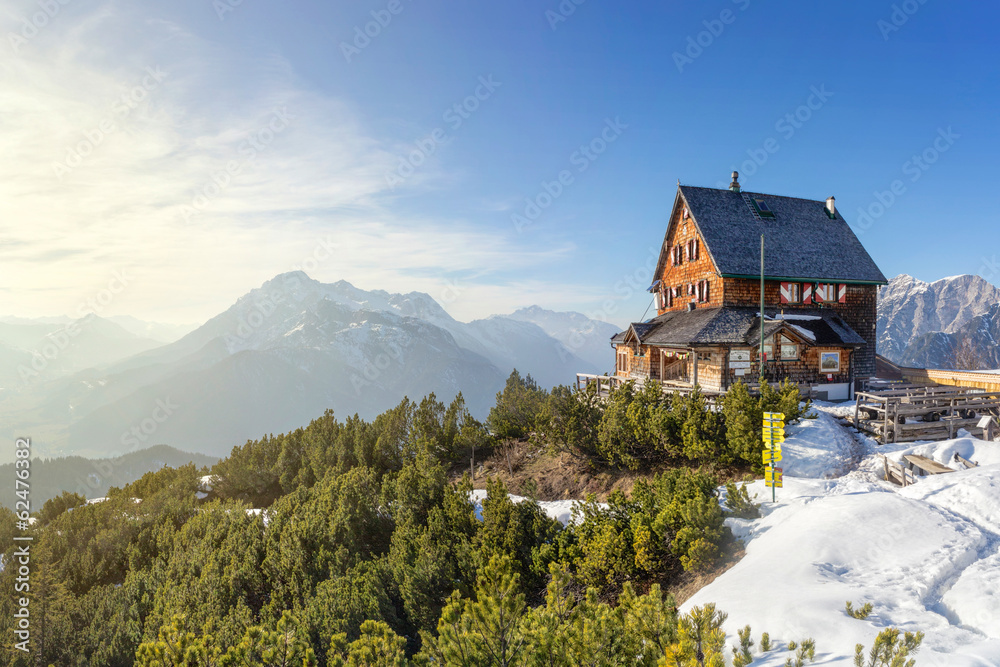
(655, 185, 887, 285)
(611, 306, 864, 348)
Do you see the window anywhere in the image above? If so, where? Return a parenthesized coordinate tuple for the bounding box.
(779, 335, 799, 360)
(617, 348, 630, 374)
(697, 280, 711, 303)
(815, 283, 846, 303)
(686, 238, 699, 261)
(780, 282, 803, 304)
(752, 198, 776, 219)
(761, 343, 773, 361)
(672, 244, 684, 266)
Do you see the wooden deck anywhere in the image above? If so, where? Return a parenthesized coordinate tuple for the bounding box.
(851, 384, 1000, 444)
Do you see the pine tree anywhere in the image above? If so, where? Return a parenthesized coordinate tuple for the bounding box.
(853, 628, 923, 667)
(659, 604, 727, 667)
(328, 619, 408, 667)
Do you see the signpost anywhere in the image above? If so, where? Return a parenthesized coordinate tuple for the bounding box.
(763, 411, 785, 501)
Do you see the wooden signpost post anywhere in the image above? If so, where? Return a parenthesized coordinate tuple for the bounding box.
(763, 411, 785, 502)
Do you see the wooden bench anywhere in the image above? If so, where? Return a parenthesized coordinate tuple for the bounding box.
(902, 454, 955, 477)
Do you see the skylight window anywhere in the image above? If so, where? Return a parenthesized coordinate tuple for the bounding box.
(752, 198, 776, 218)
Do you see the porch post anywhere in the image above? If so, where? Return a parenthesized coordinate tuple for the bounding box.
(692, 348, 699, 387)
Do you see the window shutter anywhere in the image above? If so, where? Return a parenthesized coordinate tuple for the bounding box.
(654, 292, 662, 310)
(814, 284, 825, 303)
(838, 284, 847, 303)
(803, 284, 813, 304)
(779, 282, 791, 304)
(703, 280, 710, 302)
(694, 238, 699, 260)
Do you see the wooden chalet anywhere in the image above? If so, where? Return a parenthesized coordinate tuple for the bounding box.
(611, 173, 887, 401)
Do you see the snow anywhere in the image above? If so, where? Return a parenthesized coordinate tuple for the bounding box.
(788, 323, 816, 342)
(772, 314, 823, 321)
(469, 489, 605, 526)
(245, 508, 271, 527)
(683, 405, 1000, 665)
(773, 408, 859, 478)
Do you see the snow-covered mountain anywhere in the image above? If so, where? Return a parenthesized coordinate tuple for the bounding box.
(877, 274, 1000, 367)
(0, 273, 610, 461)
(897, 302, 1000, 369)
(506, 306, 621, 374)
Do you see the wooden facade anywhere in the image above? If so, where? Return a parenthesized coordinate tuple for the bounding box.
(612, 176, 887, 400)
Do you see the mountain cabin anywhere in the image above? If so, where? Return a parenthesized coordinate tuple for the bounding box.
(610, 172, 887, 401)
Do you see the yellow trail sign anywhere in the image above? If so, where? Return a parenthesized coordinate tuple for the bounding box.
(765, 467, 783, 483)
(763, 412, 785, 420)
(763, 450, 783, 464)
(762, 434, 785, 444)
(765, 479, 783, 488)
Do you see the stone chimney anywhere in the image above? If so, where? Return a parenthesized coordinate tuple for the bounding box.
(729, 171, 741, 192)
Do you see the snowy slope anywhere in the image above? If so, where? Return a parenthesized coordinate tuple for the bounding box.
(685, 408, 1000, 665)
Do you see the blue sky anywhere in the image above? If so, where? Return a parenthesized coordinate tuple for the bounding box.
(1, 0, 997, 327)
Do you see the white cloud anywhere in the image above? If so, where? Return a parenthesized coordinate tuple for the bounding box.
(0, 1, 576, 324)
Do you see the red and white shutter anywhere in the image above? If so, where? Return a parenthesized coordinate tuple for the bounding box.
(703, 280, 710, 302)
(802, 284, 813, 304)
(814, 284, 826, 303)
(838, 284, 847, 303)
(654, 291, 662, 310)
(780, 282, 792, 304)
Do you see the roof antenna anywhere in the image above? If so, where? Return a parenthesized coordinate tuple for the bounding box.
(729, 171, 741, 192)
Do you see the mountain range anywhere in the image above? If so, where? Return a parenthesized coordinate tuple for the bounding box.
(0, 444, 217, 510)
(0, 272, 619, 463)
(877, 274, 1000, 369)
